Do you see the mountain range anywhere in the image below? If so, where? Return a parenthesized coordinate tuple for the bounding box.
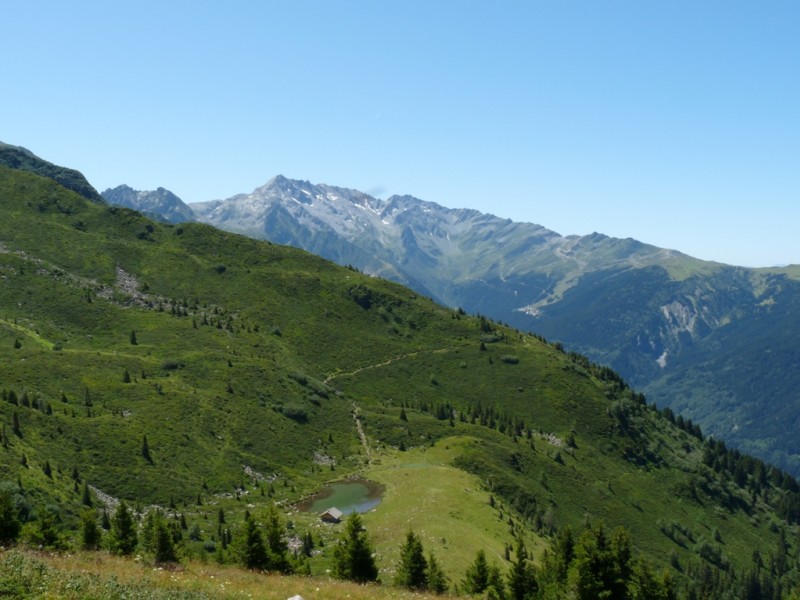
(4, 147, 800, 597)
(103, 177, 800, 476)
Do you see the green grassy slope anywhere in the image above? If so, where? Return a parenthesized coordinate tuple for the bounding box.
(0, 165, 798, 593)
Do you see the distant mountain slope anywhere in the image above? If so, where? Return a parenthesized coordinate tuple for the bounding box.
(0, 141, 103, 203)
(181, 176, 800, 475)
(102, 184, 195, 223)
(4, 161, 800, 591)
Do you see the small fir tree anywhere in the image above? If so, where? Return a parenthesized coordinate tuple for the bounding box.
(107, 500, 137, 555)
(263, 503, 291, 573)
(101, 509, 111, 530)
(0, 482, 21, 544)
(462, 549, 490, 594)
(427, 551, 449, 594)
(141, 509, 178, 564)
(141, 435, 152, 463)
(331, 512, 379, 583)
(395, 529, 428, 590)
(507, 539, 537, 600)
(236, 512, 269, 570)
(25, 505, 62, 549)
(80, 509, 102, 550)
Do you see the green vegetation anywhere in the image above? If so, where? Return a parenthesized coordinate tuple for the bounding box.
(0, 142, 103, 203)
(0, 164, 799, 597)
(331, 513, 379, 583)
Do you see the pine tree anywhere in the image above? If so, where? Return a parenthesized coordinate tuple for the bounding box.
(26, 505, 62, 549)
(236, 512, 269, 570)
(11, 411, 21, 437)
(427, 551, 449, 594)
(80, 509, 102, 550)
(130, 330, 138, 345)
(487, 563, 507, 600)
(108, 500, 138, 555)
(141, 509, 177, 564)
(0, 482, 21, 544)
(141, 435, 152, 463)
(395, 529, 428, 590)
(263, 503, 291, 573)
(463, 549, 490, 594)
(302, 530, 315, 557)
(81, 482, 92, 507)
(507, 540, 537, 600)
(332, 513, 379, 583)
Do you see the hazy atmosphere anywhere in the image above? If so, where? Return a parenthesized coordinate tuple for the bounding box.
(5, 1, 799, 267)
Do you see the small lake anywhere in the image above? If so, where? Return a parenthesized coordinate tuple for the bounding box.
(296, 478, 384, 515)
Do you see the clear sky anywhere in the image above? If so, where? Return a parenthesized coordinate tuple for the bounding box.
(4, 1, 799, 267)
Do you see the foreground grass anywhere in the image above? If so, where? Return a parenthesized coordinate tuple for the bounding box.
(0, 549, 470, 600)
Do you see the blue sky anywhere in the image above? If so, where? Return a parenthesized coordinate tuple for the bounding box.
(5, 1, 799, 267)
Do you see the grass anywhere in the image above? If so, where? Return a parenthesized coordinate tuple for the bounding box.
(361, 439, 537, 582)
(0, 549, 471, 599)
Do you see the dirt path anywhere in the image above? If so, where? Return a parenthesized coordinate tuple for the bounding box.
(352, 402, 371, 464)
(325, 342, 471, 384)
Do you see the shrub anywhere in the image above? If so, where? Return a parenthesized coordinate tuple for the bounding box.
(281, 405, 308, 423)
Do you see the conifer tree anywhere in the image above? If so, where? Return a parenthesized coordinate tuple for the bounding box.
(141, 435, 152, 463)
(236, 512, 269, 570)
(263, 503, 291, 573)
(108, 500, 137, 555)
(487, 563, 507, 600)
(507, 539, 537, 600)
(80, 508, 102, 550)
(332, 512, 378, 583)
(0, 482, 21, 544)
(130, 330, 138, 345)
(141, 509, 177, 564)
(11, 411, 21, 437)
(81, 481, 92, 508)
(395, 529, 428, 590)
(427, 550, 449, 594)
(463, 549, 490, 594)
(26, 505, 62, 549)
(302, 530, 315, 557)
